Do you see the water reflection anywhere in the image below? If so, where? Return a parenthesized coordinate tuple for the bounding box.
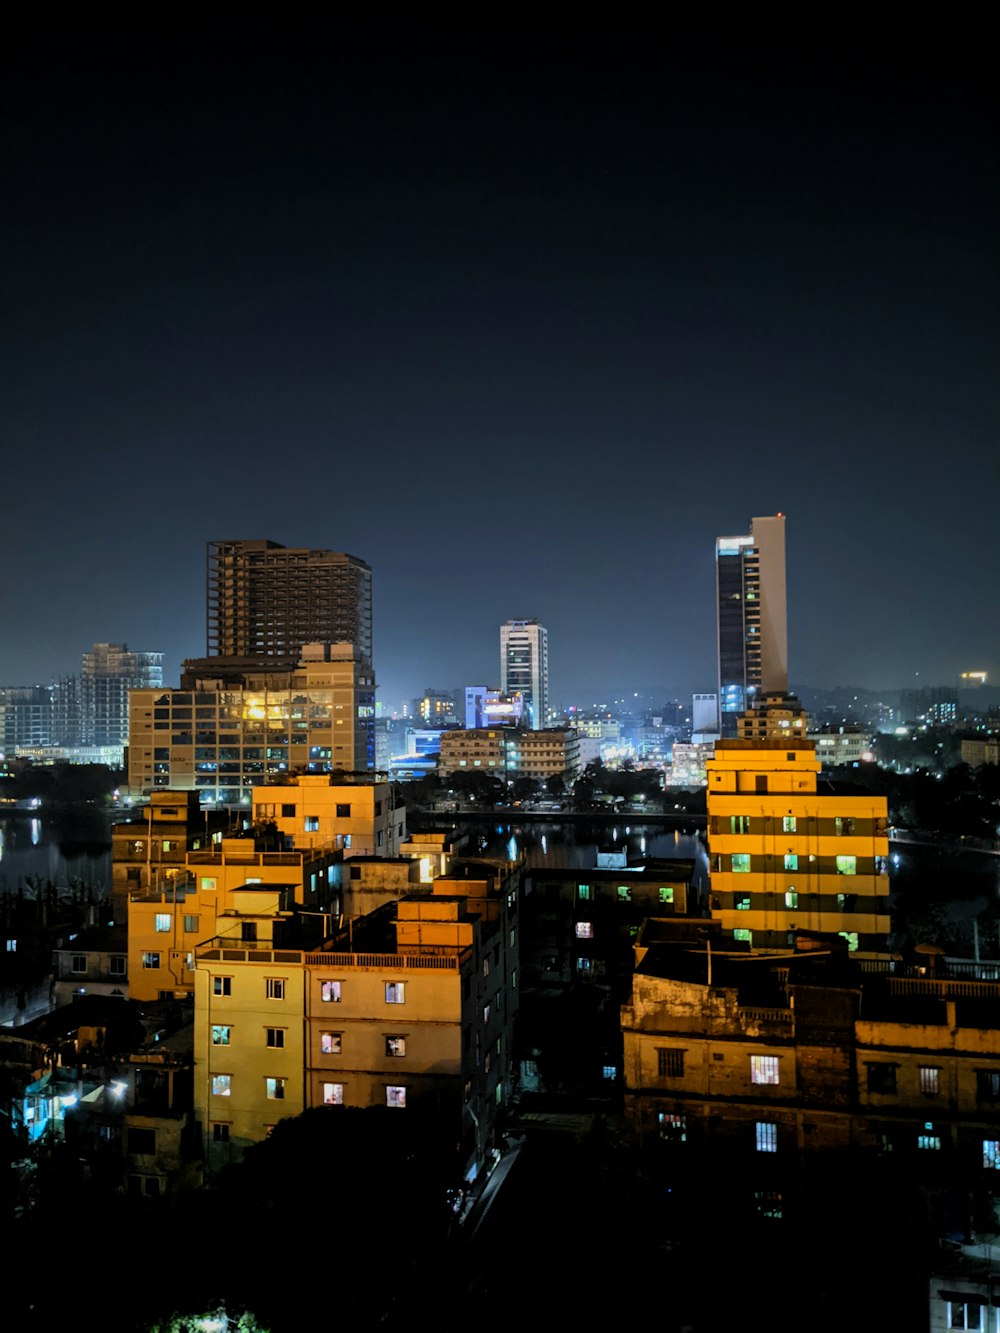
(30, 819, 41, 846)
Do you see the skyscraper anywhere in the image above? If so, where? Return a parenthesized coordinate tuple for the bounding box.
(500, 619, 549, 730)
(81, 642, 163, 749)
(716, 514, 787, 736)
(206, 540, 373, 666)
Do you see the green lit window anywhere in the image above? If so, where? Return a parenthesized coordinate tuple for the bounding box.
(838, 931, 859, 952)
(734, 928, 751, 944)
(578, 884, 591, 901)
(836, 855, 857, 875)
(731, 853, 751, 873)
(211, 1025, 231, 1046)
(729, 815, 750, 834)
(782, 816, 796, 832)
(785, 889, 798, 909)
(735, 896, 751, 911)
(658, 887, 674, 905)
(617, 885, 631, 902)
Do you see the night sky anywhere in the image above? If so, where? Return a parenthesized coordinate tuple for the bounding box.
(3, 25, 997, 711)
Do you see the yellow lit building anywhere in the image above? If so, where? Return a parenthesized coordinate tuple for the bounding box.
(252, 773, 405, 856)
(706, 738, 890, 957)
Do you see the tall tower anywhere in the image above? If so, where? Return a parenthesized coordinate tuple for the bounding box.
(500, 620, 549, 730)
(206, 540, 373, 666)
(716, 514, 787, 737)
(81, 642, 163, 749)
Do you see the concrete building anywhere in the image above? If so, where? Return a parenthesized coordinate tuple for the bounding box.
(206, 539, 372, 665)
(705, 738, 890, 958)
(194, 855, 522, 1185)
(82, 643, 163, 753)
(0, 686, 54, 759)
(127, 643, 376, 806)
(807, 723, 870, 768)
(737, 690, 809, 741)
(437, 729, 508, 777)
(506, 727, 580, 781)
(716, 515, 787, 737)
(252, 773, 405, 857)
(500, 619, 549, 730)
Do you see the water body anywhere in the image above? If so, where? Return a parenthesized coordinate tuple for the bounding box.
(0, 811, 112, 895)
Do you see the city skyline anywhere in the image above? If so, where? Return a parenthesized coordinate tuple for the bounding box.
(3, 30, 996, 708)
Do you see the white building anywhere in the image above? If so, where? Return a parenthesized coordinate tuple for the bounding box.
(500, 620, 549, 730)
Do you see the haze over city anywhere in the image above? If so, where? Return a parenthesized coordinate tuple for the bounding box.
(3, 26, 996, 708)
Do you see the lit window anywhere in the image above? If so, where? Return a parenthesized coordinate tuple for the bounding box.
(782, 816, 796, 833)
(5, 939, 15, 953)
(141, 952, 160, 969)
(838, 931, 859, 951)
(751, 1055, 780, 1085)
(154, 914, 171, 933)
(200, 877, 217, 891)
(602, 1065, 616, 1080)
(266, 1028, 285, 1048)
(657, 1048, 684, 1078)
(323, 1082, 344, 1105)
(731, 853, 751, 873)
(577, 957, 591, 974)
(756, 1122, 777, 1152)
(755, 1191, 783, 1219)
(386, 1037, 406, 1057)
(733, 928, 751, 944)
(658, 1112, 687, 1142)
(983, 1140, 1000, 1170)
(948, 1300, 983, 1331)
(213, 976, 232, 997)
(783, 853, 798, 871)
(729, 815, 749, 834)
(265, 978, 285, 1000)
(658, 886, 674, 905)
(211, 1025, 231, 1046)
(835, 855, 856, 875)
(212, 1074, 231, 1097)
(735, 895, 751, 911)
(321, 1032, 341, 1054)
(304, 816, 319, 832)
(578, 884, 591, 900)
(265, 1077, 286, 1100)
(617, 885, 631, 902)
(575, 921, 593, 939)
(385, 982, 405, 1004)
(917, 1130, 940, 1151)
(321, 980, 342, 1003)
(785, 889, 798, 909)
(386, 1085, 407, 1108)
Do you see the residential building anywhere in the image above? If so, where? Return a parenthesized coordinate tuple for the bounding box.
(52, 926, 129, 1004)
(127, 642, 376, 806)
(500, 619, 549, 730)
(206, 539, 372, 665)
(506, 728, 580, 781)
(112, 789, 227, 921)
(961, 737, 1000, 768)
(716, 514, 787, 737)
(194, 855, 521, 1184)
(253, 772, 406, 857)
(737, 690, 809, 741)
(807, 724, 870, 768)
(437, 729, 507, 777)
(705, 738, 890, 957)
(0, 686, 54, 759)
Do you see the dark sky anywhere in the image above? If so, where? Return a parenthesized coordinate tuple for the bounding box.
(3, 24, 997, 712)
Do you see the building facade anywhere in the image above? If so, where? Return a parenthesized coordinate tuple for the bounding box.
(716, 515, 787, 737)
(705, 738, 890, 957)
(500, 619, 549, 730)
(207, 539, 372, 664)
(82, 642, 163, 751)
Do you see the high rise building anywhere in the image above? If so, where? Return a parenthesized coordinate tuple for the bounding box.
(82, 642, 163, 750)
(206, 540, 373, 666)
(716, 514, 787, 737)
(500, 619, 549, 730)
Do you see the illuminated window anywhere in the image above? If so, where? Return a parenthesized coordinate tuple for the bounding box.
(321, 1032, 341, 1054)
(617, 885, 631, 902)
(323, 1082, 344, 1105)
(385, 982, 405, 1004)
(154, 914, 171, 933)
(657, 1048, 684, 1078)
(578, 883, 591, 900)
(6, 940, 15, 953)
(783, 853, 798, 871)
(577, 957, 591, 974)
(658, 887, 674, 905)
(265, 1077, 286, 1100)
(304, 816, 319, 832)
(658, 1113, 687, 1142)
(213, 976, 232, 997)
(785, 889, 798, 909)
(729, 815, 749, 834)
(386, 1085, 407, 1108)
(756, 1122, 777, 1152)
(266, 1028, 284, 1048)
(211, 1025, 231, 1046)
(386, 1037, 406, 1057)
(782, 816, 796, 833)
(834, 816, 856, 836)
(735, 895, 751, 911)
(321, 980, 342, 1003)
(838, 931, 859, 951)
(835, 855, 856, 875)
(142, 952, 160, 969)
(200, 876, 217, 891)
(948, 1300, 983, 1330)
(751, 1055, 780, 1085)
(212, 1074, 231, 1097)
(265, 978, 285, 1000)
(733, 928, 751, 944)
(731, 853, 751, 873)
(983, 1140, 1000, 1170)
(917, 1130, 940, 1151)
(917, 1066, 940, 1095)
(575, 921, 593, 939)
